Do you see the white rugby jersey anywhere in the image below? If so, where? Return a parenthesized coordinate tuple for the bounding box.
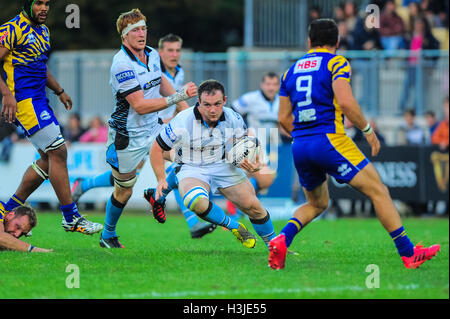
(231, 90, 280, 132)
(109, 45, 163, 137)
(158, 63, 185, 120)
(156, 105, 247, 166)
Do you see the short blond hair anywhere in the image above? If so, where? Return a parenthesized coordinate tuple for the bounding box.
(116, 8, 147, 38)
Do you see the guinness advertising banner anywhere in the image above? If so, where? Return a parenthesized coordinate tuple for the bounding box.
(328, 145, 449, 202)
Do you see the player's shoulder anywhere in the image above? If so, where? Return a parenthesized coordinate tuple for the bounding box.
(327, 53, 350, 71)
(224, 106, 245, 123)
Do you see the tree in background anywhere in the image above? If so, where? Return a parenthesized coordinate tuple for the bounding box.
(0, 0, 243, 52)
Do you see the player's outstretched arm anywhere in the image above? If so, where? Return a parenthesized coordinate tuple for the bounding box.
(46, 69, 72, 110)
(278, 96, 294, 135)
(332, 79, 380, 156)
(0, 224, 52, 253)
(0, 47, 17, 123)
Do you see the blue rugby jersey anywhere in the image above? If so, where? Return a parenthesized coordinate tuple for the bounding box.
(279, 48, 351, 138)
(0, 12, 51, 102)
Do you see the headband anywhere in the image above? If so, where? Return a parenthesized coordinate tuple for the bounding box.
(122, 20, 147, 37)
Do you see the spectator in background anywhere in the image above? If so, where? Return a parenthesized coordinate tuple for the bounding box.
(333, 3, 346, 22)
(337, 21, 351, 51)
(405, 2, 423, 39)
(0, 118, 18, 162)
(431, 97, 449, 151)
(344, 1, 358, 32)
(421, 0, 448, 28)
(379, 0, 406, 51)
(399, 17, 440, 112)
(64, 113, 86, 143)
(308, 5, 322, 24)
(350, 12, 382, 50)
(399, 108, 426, 145)
(354, 119, 386, 145)
(425, 110, 439, 144)
(79, 116, 108, 143)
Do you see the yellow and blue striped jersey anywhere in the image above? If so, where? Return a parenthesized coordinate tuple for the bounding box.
(0, 203, 5, 223)
(280, 48, 351, 138)
(0, 12, 50, 102)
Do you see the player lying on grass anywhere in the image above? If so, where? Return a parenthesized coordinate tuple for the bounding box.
(0, 204, 52, 252)
(269, 18, 440, 270)
(150, 79, 276, 249)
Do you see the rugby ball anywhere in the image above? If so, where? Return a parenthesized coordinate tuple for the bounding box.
(227, 136, 260, 167)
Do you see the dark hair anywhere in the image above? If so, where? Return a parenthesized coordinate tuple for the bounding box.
(404, 108, 416, 117)
(425, 110, 435, 117)
(158, 33, 183, 49)
(309, 19, 339, 48)
(12, 206, 37, 229)
(198, 79, 225, 100)
(261, 71, 280, 83)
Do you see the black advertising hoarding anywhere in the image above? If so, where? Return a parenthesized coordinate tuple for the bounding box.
(328, 145, 449, 202)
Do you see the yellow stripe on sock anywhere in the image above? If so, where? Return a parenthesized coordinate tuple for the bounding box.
(289, 219, 302, 232)
(12, 196, 24, 206)
(392, 230, 406, 241)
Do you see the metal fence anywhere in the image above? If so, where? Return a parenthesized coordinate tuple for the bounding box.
(47, 49, 449, 126)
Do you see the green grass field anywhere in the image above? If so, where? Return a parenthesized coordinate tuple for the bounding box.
(1, 212, 448, 299)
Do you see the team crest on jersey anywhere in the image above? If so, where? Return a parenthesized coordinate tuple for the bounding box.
(42, 29, 49, 41)
(294, 57, 322, 74)
(40, 110, 51, 121)
(153, 64, 160, 72)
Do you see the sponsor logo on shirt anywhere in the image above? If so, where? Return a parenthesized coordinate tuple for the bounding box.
(115, 70, 136, 83)
(294, 57, 322, 73)
(27, 33, 37, 44)
(143, 77, 162, 90)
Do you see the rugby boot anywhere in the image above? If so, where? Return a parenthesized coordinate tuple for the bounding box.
(402, 243, 441, 269)
(231, 222, 256, 248)
(144, 188, 166, 223)
(62, 215, 103, 235)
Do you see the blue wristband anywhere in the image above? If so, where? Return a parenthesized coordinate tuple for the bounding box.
(27, 245, 35, 252)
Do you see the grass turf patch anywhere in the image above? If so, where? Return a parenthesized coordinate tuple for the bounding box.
(1, 212, 448, 299)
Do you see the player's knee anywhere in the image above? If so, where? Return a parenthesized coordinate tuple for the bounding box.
(31, 161, 49, 180)
(114, 186, 133, 203)
(311, 197, 329, 213)
(113, 175, 137, 202)
(182, 187, 209, 213)
(47, 144, 67, 162)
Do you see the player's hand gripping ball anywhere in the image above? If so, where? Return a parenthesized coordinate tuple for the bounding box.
(227, 136, 261, 167)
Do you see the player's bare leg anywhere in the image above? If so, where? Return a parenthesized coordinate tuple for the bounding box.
(348, 163, 402, 232)
(269, 181, 329, 269)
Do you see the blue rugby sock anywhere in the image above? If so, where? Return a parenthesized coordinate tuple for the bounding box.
(250, 212, 276, 248)
(61, 202, 82, 223)
(199, 202, 240, 230)
(81, 171, 113, 192)
(152, 166, 179, 203)
(174, 188, 200, 229)
(5, 194, 25, 211)
(102, 194, 126, 239)
(390, 226, 414, 257)
(280, 218, 303, 248)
